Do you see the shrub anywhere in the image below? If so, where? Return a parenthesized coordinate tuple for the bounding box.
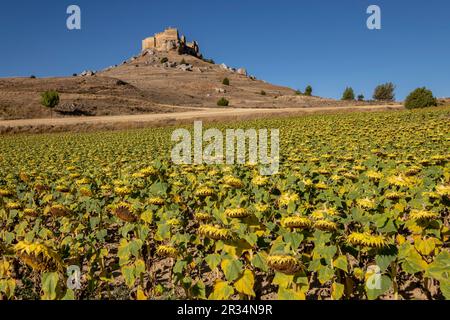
(203, 58, 215, 64)
(217, 97, 229, 106)
(304, 85, 313, 96)
(30, 75, 36, 79)
(72, 73, 78, 77)
(40, 90, 60, 118)
(160, 57, 169, 64)
(295, 90, 302, 95)
(373, 82, 395, 101)
(222, 78, 230, 86)
(357, 94, 365, 101)
(261, 90, 266, 96)
(404, 87, 437, 109)
(342, 87, 355, 101)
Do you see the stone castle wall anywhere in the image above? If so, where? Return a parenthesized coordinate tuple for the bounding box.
(142, 28, 201, 57)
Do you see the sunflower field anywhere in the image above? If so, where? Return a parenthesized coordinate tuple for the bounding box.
(0, 107, 449, 300)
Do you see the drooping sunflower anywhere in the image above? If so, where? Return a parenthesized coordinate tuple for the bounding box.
(198, 225, 232, 240)
(14, 241, 63, 271)
(0, 188, 13, 197)
(385, 191, 405, 200)
(225, 208, 251, 219)
(140, 166, 158, 177)
(223, 176, 244, 189)
(266, 255, 302, 274)
(366, 170, 383, 181)
(111, 202, 137, 223)
(156, 245, 178, 258)
(49, 204, 70, 217)
(195, 186, 216, 197)
(281, 216, 312, 229)
(194, 212, 212, 222)
(313, 220, 337, 232)
(278, 192, 299, 207)
(347, 232, 389, 248)
(114, 186, 132, 196)
(252, 176, 269, 187)
(5, 202, 22, 210)
(148, 197, 165, 206)
(409, 210, 439, 221)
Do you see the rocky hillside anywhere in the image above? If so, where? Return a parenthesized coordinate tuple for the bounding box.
(0, 48, 367, 120)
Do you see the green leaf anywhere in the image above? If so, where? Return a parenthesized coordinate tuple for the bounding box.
(425, 250, 450, 282)
(277, 286, 305, 300)
(209, 280, 234, 300)
(140, 210, 153, 224)
(272, 272, 294, 288)
(414, 238, 435, 256)
(333, 255, 348, 272)
(402, 249, 428, 274)
(234, 269, 255, 297)
(221, 258, 243, 282)
(283, 232, 304, 251)
(331, 282, 345, 300)
(365, 275, 392, 300)
(134, 259, 145, 276)
(62, 289, 75, 300)
(317, 265, 335, 284)
(251, 251, 268, 272)
(41, 272, 59, 300)
(122, 264, 136, 288)
(375, 254, 396, 272)
(205, 254, 222, 271)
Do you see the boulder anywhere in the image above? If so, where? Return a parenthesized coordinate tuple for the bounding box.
(215, 87, 226, 94)
(237, 68, 247, 76)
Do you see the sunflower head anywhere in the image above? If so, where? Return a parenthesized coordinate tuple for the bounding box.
(385, 191, 405, 200)
(156, 245, 178, 258)
(0, 188, 13, 197)
(409, 210, 438, 221)
(49, 204, 70, 217)
(112, 202, 137, 223)
(14, 241, 63, 271)
(195, 186, 216, 197)
(148, 197, 165, 206)
(223, 176, 244, 189)
(266, 255, 301, 274)
(347, 232, 388, 248)
(281, 216, 312, 229)
(24, 208, 39, 217)
(225, 208, 251, 219)
(5, 202, 22, 210)
(313, 220, 337, 232)
(194, 212, 212, 222)
(114, 186, 132, 196)
(198, 225, 232, 240)
(252, 176, 269, 187)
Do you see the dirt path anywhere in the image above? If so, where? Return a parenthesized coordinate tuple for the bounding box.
(0, 104, 403, 134)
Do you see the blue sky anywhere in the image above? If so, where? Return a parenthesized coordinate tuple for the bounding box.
(0, 0, 449, 100)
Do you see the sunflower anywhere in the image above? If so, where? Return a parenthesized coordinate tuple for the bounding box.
(266, 255, 301, 274)
(313, 220, 337, 231)
(24, 208, 38, 217)
(194, 212, 212, 222)
(278, 192, 299, 207)
(385, 191, 405, 200)
(0, 188, 13, 197)
(49, 204, 70, 217)
(356, 198, 376, 209)
(198, 225, 232, 240)
(79, 187, 92, 197)
(386, 175, 412, 188)
(225, 208, 251, 219)
(75, 178, 90, 186)
(111, 202, 137, 222)
(114, 186, 132, 196)
(255, 203, 270, 213)
(140, 166, 158, 177)
(195, 186, 216, 197)
(409, 210, 439, 221)
(314, 182, 328, 190)
(366, 170, 383, 181)
(436, 185, 450, 198)
(14, 241, 63, 271)
(223, 176, 244, 188)
(148, 197, 165, 206)
(156, 245, 178, 258)
(347, 232, 389, 248)
(5, 202, 21, 210)
(252, 176, 269, 187)
(311, 207, 339, 220)
(56, 185, 70, 193)
(281, 216, 312, 229)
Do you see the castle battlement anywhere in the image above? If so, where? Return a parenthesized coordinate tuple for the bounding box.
(142, 28, 201, 57)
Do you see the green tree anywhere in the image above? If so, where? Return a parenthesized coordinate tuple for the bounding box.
(404, 87, 437, 109)
(357, 94, 365, 102)
(40, 90, 60, 118)
(217, 97, 229, 106)
(222, 78, 230, 86)
(373, 82, 396, 101)
(342, 87, 355, 101)
(304, 85, 313, 96)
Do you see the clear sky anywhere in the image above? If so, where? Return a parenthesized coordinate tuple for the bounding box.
(0, 0, 449, 100)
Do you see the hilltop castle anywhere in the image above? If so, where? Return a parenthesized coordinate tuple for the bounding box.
(142, 28, 201, 58)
